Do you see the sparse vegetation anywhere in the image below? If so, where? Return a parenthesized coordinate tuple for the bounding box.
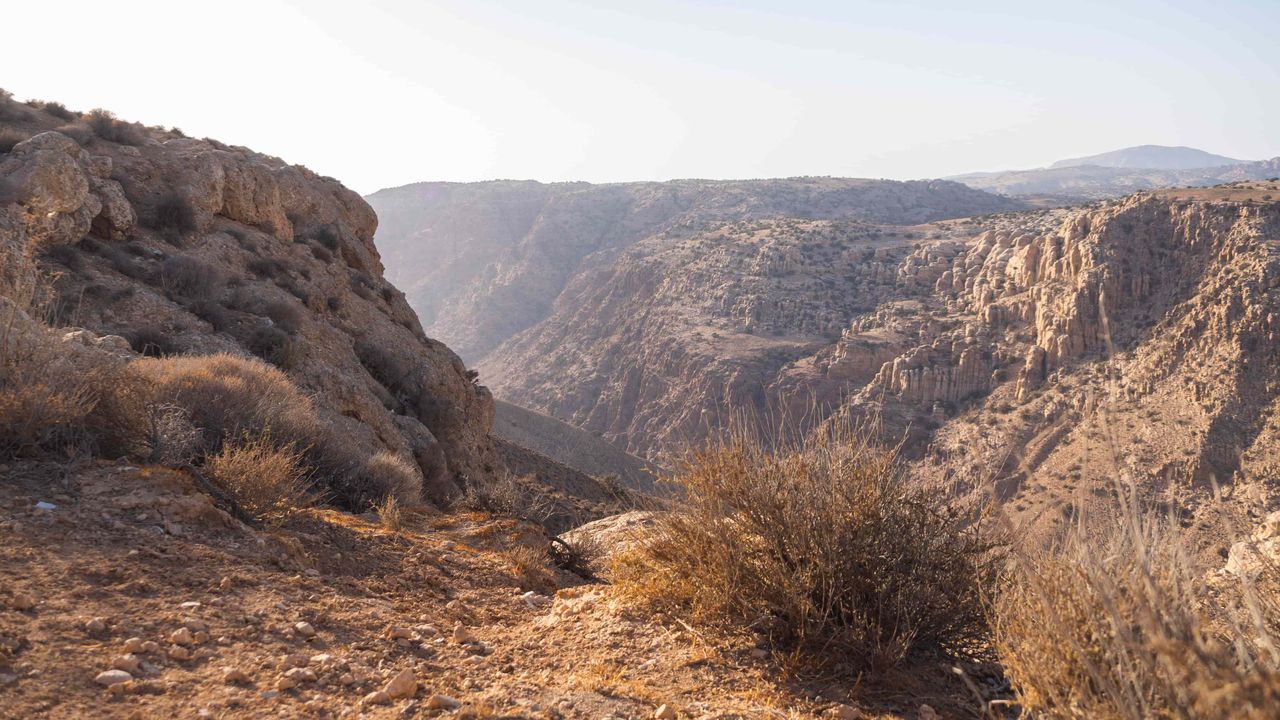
(159, 254, 223, 300)
(86, 109, 146, 146)
(245, 325, 299, 369)
(992, 501, 1280, 719)
(126, 325, 181, 357)
(151, 192, 197, 239)
(204, 432, 313, 526)
(612, 420, 1004, 672)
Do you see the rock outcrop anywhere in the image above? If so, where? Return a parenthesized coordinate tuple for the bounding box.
(1, 96, 497, 505)
(368, 177, 1026, 361)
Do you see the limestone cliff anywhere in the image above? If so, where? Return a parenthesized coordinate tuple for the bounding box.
(0, 95, 497, 505)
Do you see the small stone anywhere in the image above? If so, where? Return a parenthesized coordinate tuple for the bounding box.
(123, 637, 146, 654)
(179, 601, 202, 609)
(224, 668, 251, 684)
(382, 668, 417, 700)
(275, 675, 297, 691)
(521, 591, 552, 609)
(452, 624, 477, 644)
(416, 625, 438, 637)
(182, 618, 207, 632)
(169, 628, 195, 646)
(338, 673, 355, 686)
(111, 655, 141, 673)
(294, 621, 316, 638)
(261, 690, 282, 700)
(827, 705, 865, 720)
(362, 690, 391, 706)
(285, 667, 317, 683)
(85, 617, 107, 634)
(95, 669, 133, 686)
(386, 626, 413, 640)
(10, 594, 35, 611)
(426, 694, 462, 710)
(168, 645, 192, 661)
(655, 705, 677, 720)
(918, 705, 939, 720)
(141, 641, 160, 654)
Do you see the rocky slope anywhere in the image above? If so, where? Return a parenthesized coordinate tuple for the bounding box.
(429, 175, 1280, 543)
(492, 400, 662, 494)
(0, 92, 497, 505)
(368, 178, 1026, 361)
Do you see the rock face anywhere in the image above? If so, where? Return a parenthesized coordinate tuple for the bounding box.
(375, 164, 1280, 535)
(0, 96, 497, 505)
(367, 178, 1026, 362)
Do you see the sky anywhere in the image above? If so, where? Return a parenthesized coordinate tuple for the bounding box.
(2, 0, 1277, 193)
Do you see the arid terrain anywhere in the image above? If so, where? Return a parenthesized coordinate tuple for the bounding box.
(5, 89, 1280, 720)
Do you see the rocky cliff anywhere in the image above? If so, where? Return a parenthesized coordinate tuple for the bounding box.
(393, 170, 1280, 534)
(368, 177, 1026, 361)
(1, 94, 497, 505)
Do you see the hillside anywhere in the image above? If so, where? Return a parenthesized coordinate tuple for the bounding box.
(457, 176, 1280, 547)
(1048, 145, 1245, 170)
(492, 400, 663, 494)
(367, 178, 1026, 361)
(1, 93, 496, 508)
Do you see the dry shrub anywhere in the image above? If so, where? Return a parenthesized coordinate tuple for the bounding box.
(362, 451, 423, 505)
(204, 433, 312, 525)
(376, 494, 403, 532)
(503, 544, 556, 594)
(611, 421, 1003, 672)
(86, 109, 146, 146)
(245, 325, 299, 369)
(455, 472, 554, 526)
(991, 503, 1280, 719)
(263, 299, 303, 334)
(126, 325, 181, 357)
(160, 255, 223, 300)
(0, 130, 27, 155)
(150, 192, 196, 239)
(127, 353, 319, 456)
(0, 314, 101, 458)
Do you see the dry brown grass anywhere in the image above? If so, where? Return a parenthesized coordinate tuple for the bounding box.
(501, 544, 555, 594)
(0, 247, 111, 459)
(363, 451, 423, 506)
(203, 433, 312, 525)
(126, 353, 320, 456)
(375, 494, 403, 532)
(991, 500, 1280, 719)
(612, 420, 1004, 672)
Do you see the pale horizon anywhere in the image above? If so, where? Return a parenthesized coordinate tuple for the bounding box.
(3, 0, 1277, 194)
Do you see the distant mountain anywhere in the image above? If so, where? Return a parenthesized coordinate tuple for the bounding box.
(1049, 145, 1246, 170)
(950, 157, 1280, 202)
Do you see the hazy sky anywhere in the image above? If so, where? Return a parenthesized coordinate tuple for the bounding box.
(3, 0, 1276, 193)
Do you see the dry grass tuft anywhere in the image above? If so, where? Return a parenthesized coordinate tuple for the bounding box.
(612, 419, 1003, 672)
(502, 544, 556, 594)
(203, 433, 312, 525)
(376, 494, 403, 532)
(991, 499, 1280, 719)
